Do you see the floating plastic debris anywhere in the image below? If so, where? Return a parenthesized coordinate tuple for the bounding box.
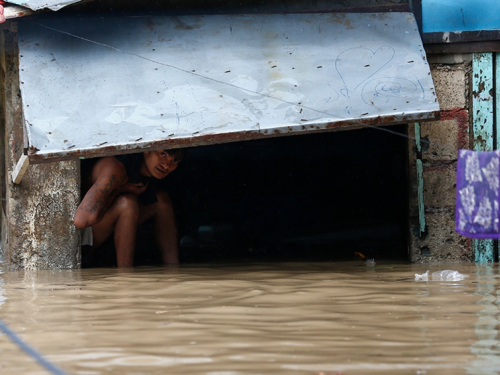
(366, 259, 376, 267)
(432, 270, 469, 281)
(415, 270, 429, 281)
(415, 270, 469, 282)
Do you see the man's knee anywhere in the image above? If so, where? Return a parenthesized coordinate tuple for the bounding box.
(114, 193, 140, 217)
(150, 191, 176, 227)
(155, 191, 174, 213)
(156, 190, 173, 206)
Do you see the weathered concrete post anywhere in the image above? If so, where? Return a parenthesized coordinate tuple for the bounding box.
(1, 24, 81, 269)
(408, 53, 473, 263)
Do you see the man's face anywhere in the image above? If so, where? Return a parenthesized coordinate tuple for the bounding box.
(142, 150, 181, 179)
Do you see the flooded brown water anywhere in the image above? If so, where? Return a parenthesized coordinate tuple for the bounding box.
(0, 261, 498, 374)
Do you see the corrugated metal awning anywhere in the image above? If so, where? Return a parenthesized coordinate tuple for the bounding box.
(18, 12, 439, 163)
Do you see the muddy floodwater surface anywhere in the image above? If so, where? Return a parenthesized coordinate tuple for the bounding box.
(0, 262, 499, 374)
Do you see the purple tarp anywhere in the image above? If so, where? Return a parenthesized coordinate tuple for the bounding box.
(456, 149, 500, 239)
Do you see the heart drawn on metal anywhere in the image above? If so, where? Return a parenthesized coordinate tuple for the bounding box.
(335, 45, 395, 95)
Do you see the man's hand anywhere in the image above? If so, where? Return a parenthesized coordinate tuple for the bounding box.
(118, 182, 148, 197)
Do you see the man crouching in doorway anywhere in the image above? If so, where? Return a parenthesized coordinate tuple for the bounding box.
(74, 149, 184, 267)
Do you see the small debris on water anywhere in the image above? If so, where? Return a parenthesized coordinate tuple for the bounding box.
(415, 271, 429, 281)
(415, 270, 469, 282)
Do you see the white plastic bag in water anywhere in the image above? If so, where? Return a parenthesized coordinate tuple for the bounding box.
(415, 270, 429, 281)
(415, 270, 469, 282)
(431, 270, 469, 281)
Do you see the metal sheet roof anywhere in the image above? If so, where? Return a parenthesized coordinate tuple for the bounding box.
(7, 0, 81, 11)
(18, 12, 439, 163)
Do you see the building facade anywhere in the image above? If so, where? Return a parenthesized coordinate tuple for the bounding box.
(0, 0, 498, 268)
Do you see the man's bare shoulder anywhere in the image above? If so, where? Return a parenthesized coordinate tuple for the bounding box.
(91, 156, 128, 184)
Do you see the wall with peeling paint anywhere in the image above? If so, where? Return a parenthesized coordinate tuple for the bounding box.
(409, 53, 473, 263)
(1, 26, 80, 270)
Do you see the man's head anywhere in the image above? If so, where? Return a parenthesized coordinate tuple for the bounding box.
(141, 149, 185, 179)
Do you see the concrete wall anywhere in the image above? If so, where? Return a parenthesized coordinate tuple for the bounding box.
(0, 25, 81, 270)
(408, 53, 473, 263)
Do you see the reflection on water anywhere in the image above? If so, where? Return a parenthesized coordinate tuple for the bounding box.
(467, 267, 500, 375)
(1, 262, 500, 374)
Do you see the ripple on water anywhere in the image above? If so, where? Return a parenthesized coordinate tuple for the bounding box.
(0, 262, 497, 374)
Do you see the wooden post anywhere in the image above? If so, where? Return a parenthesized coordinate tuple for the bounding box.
(11, 154, 28, 184)
(414, 123, 426, 236)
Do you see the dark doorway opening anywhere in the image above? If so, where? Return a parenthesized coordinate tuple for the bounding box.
(152, 125, 409, 264)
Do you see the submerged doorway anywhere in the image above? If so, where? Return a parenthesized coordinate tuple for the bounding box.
(150, 125, 409, 264)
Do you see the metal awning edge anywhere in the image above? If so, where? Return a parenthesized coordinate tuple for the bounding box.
(6, 0, 83, 11)
(27, 109, 440, 164)
(4, 5, 34, 19)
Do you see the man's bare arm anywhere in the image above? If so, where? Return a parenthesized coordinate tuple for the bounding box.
(74, 157, 128, 229)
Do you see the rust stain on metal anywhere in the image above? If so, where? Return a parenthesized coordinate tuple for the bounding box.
(173, 18, 201, 31)
(4, 5, 34, 20)
(146, 18, 155, 32)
